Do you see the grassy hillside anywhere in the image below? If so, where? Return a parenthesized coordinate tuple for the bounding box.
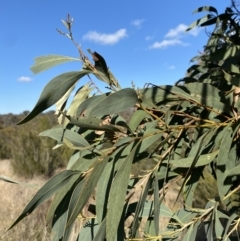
(0, 111, 71, 178)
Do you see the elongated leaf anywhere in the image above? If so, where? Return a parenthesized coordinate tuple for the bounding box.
(76, 94, 109, 117)
(46, 173, 81, 224)
(154, 172, 160, 235)
(217, 125, 234, 200)
(77, 220, 100, 241)
(55, 83, 77, 124)
(52, 190, 73, 241)
(214, 210, 224, 240)
(30, 55, 80, 74)
(184, 166, 205, 207)
(8, 170, 81, 231)
(168, 150, 218, 168)
(139, 86, 187, 107)
(186, 14, 213, 31)
(17, 70, 91, 125)
(67, 156, 109, 227)
(96, 160, 114, 223)
(106, 142, 140, 241)
(193, 6, 218, 15)
(66, 115, 124, 133)
(40, 126, 90, 148)
(66, 83, 93, 119)
(139, 130, 163, 153)
(185, 83, 231, 114)
(92, 218, 106, 241)
(182, 224, 194, 241)
(128, 109, 147, 132)
(223, 69, 240, 86)
(131, 176, 151, 237)
(222, 213, 238, 240)
(70, 156, 96, 172)
(88, 88, 138, 117)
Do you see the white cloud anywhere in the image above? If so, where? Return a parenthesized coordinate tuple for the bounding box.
(17, 76, 33, 82)
(83, 29, 127, 45)
(145, 35, 154, 41)
(165, 24, 201, 38)
(168, 65, 176, 70)
(149, 39, 189, 49)
(131, 19, 145, 28)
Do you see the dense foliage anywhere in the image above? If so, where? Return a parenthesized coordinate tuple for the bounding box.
(5, 3, 240, 240)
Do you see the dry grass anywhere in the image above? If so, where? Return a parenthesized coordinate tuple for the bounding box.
(0, 159, 51, 241)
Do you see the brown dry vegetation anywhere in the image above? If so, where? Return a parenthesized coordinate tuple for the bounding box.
(0, 160, 51, 241)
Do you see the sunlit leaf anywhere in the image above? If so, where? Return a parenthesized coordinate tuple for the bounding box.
(67, 156, 109, 227)
(17, 70, 91, 125)
(30, 55, 80, 74)
(168, 150, 218, 168)
(88, 88, 138, 117)
(128, 109, 147, 132)
(106, 142, 141, 241)
(8, 170, 81, 231)
(96, 160, 114, 223)
(39, 125, 90, 147)
(186, 14, 213, 31)
(153, 171, 160, 235)
(193, 6, 218, 15)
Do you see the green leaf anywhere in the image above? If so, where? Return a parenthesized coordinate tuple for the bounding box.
(168, 150, 219, 168)
(67, 156, 109, 227)
(52, 190, 73, 241)
(139, 129, 163, 153)
(131, 176, 151, 237)
(39, 126, 90, 147)
(106, 142, 141, 241)
(17, 70, 91, 125)
(65, 83, 93, 120)
(76, 93, 109, 117)
(222, 213, 238, 240)
(46, 173, 81, 224)
(153, 172, 160, 235)
(128, 109, 147, 132)
(88, 88, 138, 117)
(30, 55, 80, 74)
(224, 163, 240, 178)
(96, 160, 114, 223)
(92, 218, 107, 241)
(214, 210, 224, 240)
(66, 115, 124, 133)
(55, 83, 77, 124)
(77, 220, 100, 241)
(182, 223, 194, 241)
(139, 86, 186, 106)
(186, 14, 213, 31)
(185, 83, 231, 114)
(192, 6, 218, 15)
(223, 69, 240, 86)
(184, 166, 205, 207)
(217, 126, 234, 200)
(7, 170, 81, 231)
(70, 156, 96, 172)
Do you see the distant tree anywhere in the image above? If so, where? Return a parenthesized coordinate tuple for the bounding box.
(5, 3, 240, 240)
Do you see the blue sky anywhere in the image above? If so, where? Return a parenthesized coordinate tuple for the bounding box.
(1, 0, 229, 114)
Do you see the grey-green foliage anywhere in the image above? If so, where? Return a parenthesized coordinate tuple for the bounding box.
(7, 4, 240, 240)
